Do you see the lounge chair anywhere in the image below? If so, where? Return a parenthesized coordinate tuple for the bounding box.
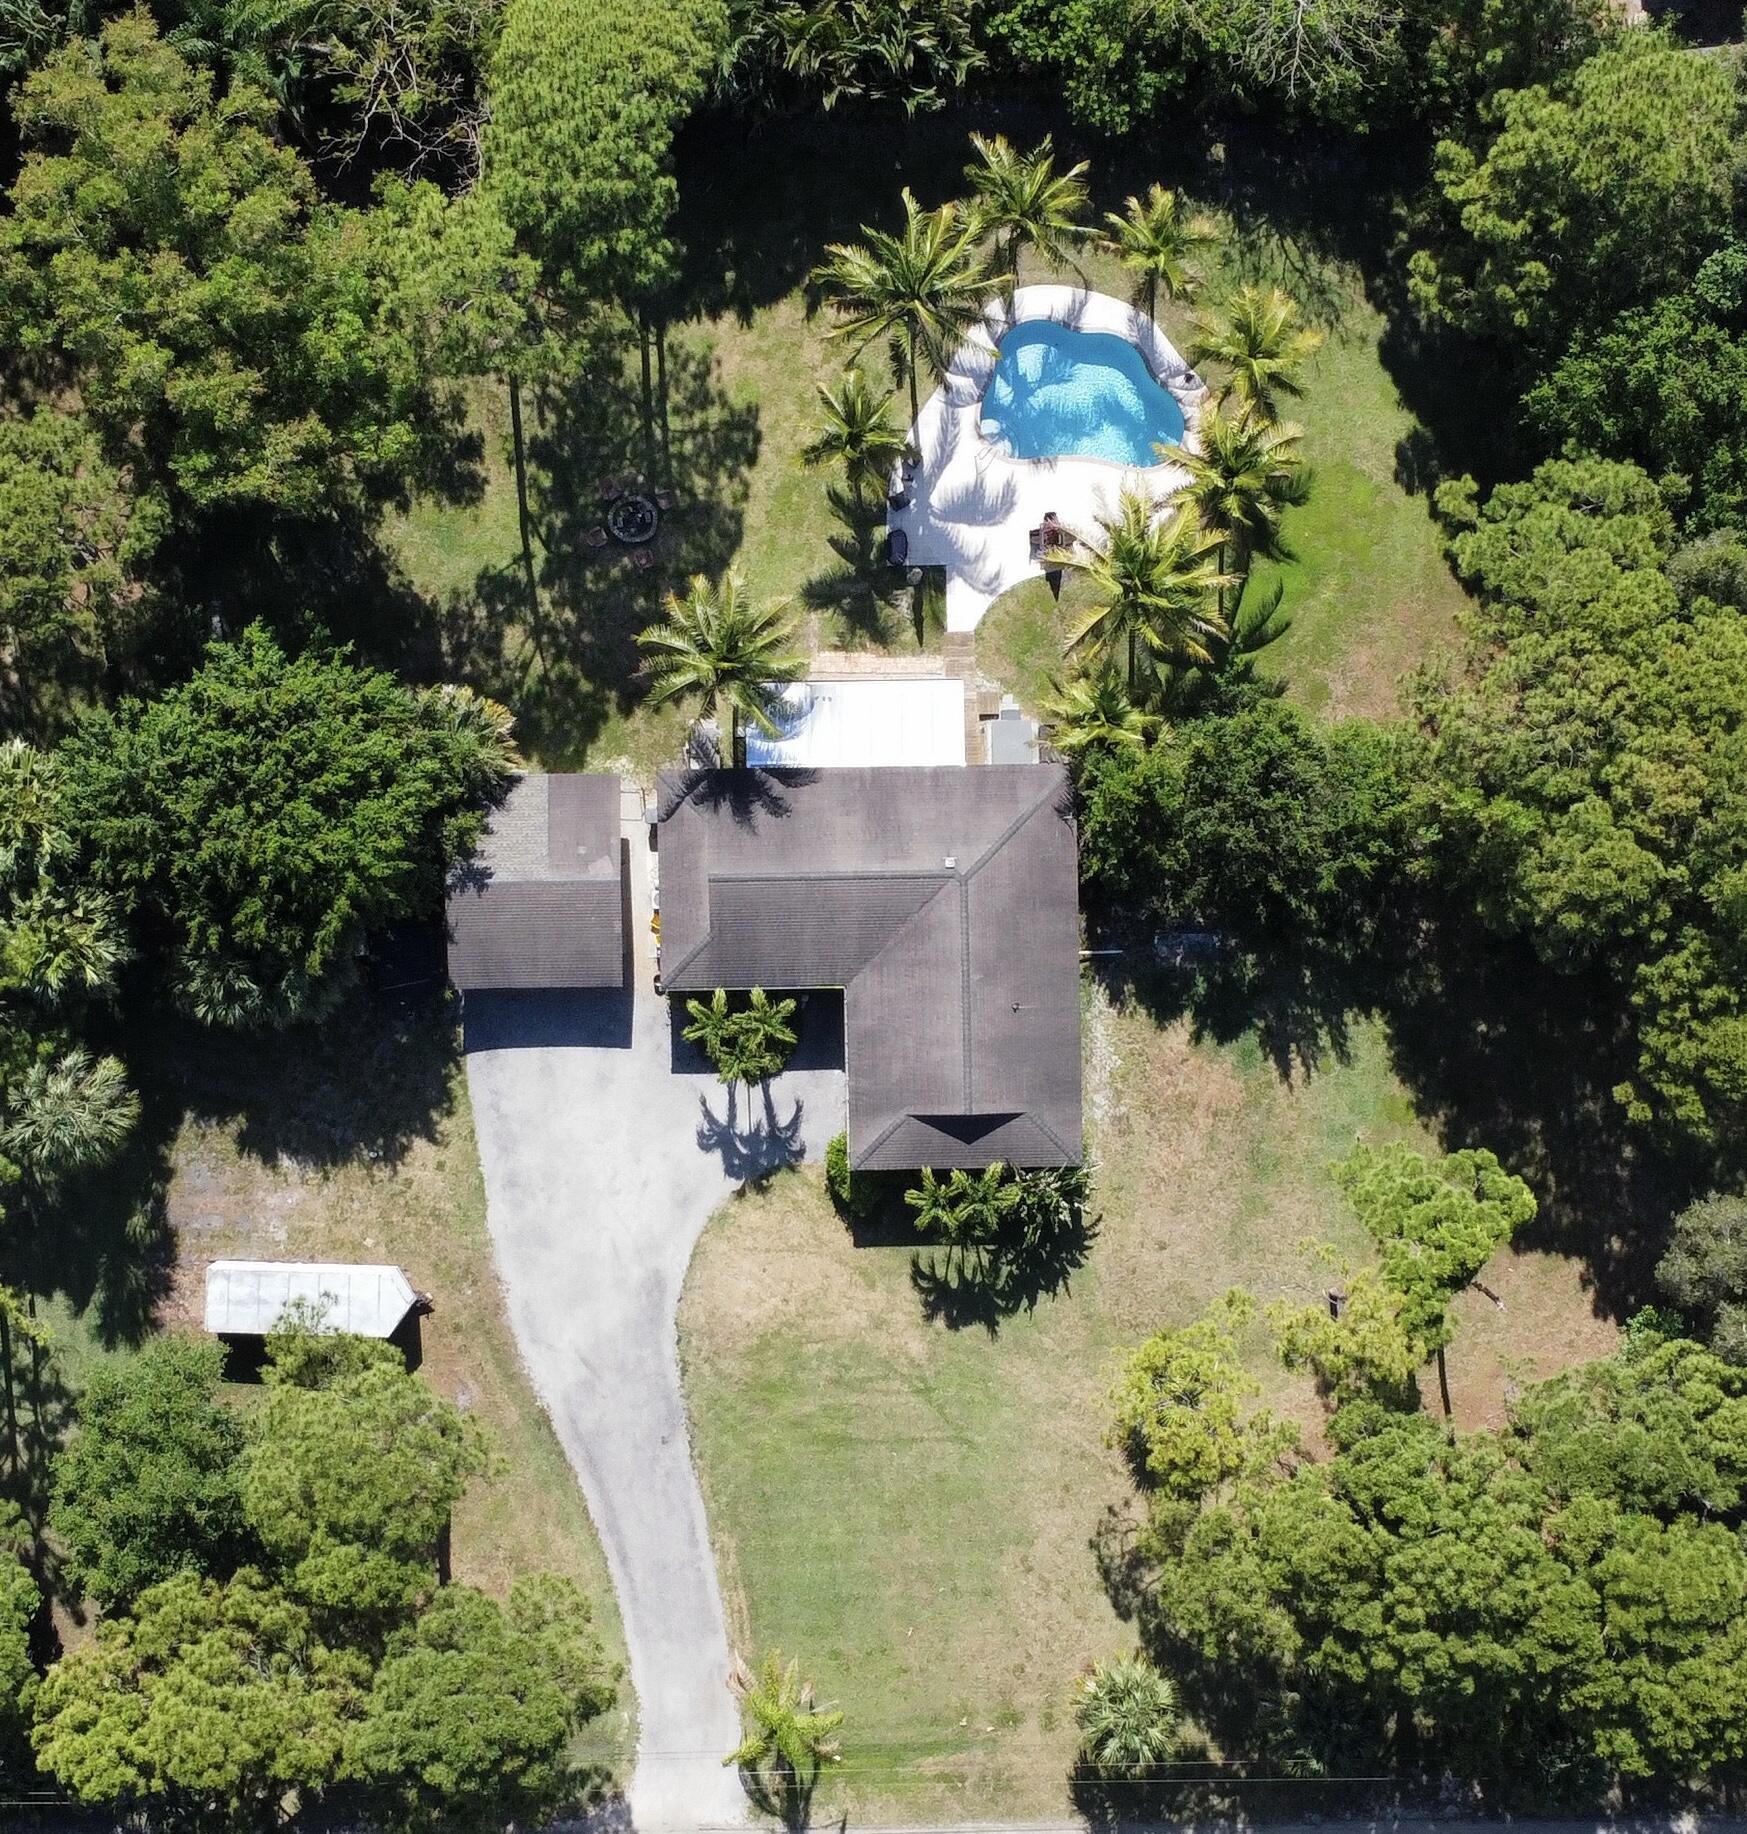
(885, 528, 909, 567)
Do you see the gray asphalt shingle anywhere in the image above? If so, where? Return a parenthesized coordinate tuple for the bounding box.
(657, 764, 1081, 1170)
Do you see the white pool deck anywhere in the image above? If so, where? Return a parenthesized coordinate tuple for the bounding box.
(887, 284, 1207, 632)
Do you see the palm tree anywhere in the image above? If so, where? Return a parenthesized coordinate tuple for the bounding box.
(1155, 575, 1295, 717)
(1040, 672, 1159, 754)
(1189, 285, 1325, 423)
(814, 189, 992, 431)
(736, 988, 800, 1087)
(1054, 494, 1233, 695)
(1100, 185, 1219, 325)
(964, 133, 1091, 297)
(802, 368, 910, 508)
(683, 988, 739, 1076)
(2, 1049, 140, 1189)
(725, 1649, 844, 1817)
(1178, 409, 1310, 617)
(638, 573, 804, 766)
(1075, 1652, 1178, 1776)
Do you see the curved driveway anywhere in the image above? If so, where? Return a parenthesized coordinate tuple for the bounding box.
(463, 818, 845, 1832)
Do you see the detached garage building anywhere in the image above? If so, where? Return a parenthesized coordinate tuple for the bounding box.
(446, 772, 625, 992)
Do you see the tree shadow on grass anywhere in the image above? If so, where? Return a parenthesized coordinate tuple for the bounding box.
(157, 990, 461, 1175)
(434, 330, 761, 767)
(801, 485, 927, 650)
(1382, 909, 1700, 1319)
(1094, 902, 1698, 1325)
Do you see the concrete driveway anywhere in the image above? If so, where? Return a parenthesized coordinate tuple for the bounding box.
(463, 817, 845, 1833)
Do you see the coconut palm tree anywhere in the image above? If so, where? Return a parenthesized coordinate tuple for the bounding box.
(725, 1649, 843, 1818)
(1189, 285, 1325, 423)
(1177, 409, 1311, 617)
(1100, 185, 1219, 325)
(813, 189, 992, 431)
(1040, 672, 1159, 755)
(1054, 494, 1233, 695)
(802, 368, 911, 508)
(1075, 1652, 1178, 1776)
(964, 133, 1091, 297)
(638, 573, 804, 766)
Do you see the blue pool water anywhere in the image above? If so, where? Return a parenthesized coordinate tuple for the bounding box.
(980, 319, 1185, 466)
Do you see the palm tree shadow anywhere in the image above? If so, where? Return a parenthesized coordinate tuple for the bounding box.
(736, 1760, 838, 1832)
(432, 328, 762, 765)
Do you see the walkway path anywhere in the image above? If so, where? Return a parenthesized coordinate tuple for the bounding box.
(463, 808, 846, 1832)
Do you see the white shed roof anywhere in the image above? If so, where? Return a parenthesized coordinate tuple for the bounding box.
(203, 1260, 418, 1339)
(746, 678, 966, 769)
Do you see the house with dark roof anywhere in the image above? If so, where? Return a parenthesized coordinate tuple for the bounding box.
(447, 773, 625, 991)
(656, 764, 1082, 1171)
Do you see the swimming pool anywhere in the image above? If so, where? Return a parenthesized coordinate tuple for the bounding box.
(979, 319, 1186, 466)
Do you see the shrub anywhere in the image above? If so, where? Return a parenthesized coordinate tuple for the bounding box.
(1656, 1194, 1747, 1365)
(1075, 1651, 1177, 1776)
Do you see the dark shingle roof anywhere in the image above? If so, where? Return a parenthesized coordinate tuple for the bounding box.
(657, 765, 1081, 1170)
(447, 774, 624, 990)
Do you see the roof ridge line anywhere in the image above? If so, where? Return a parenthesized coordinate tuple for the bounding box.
(852, 1112, 912, 1170)
(961, 771, 1072, 884)
(660, 932, 713, 983)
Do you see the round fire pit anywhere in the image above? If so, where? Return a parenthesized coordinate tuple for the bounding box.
(607, 493, 659, 545)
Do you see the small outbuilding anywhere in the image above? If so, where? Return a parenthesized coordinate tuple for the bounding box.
(204, 1259, 427, 1370)
(446, 772, 625, 992)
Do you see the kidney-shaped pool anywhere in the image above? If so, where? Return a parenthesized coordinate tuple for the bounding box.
(979, 318, 1186, 467)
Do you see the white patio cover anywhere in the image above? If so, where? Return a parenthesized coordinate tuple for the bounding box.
(746, 678, 966, 768)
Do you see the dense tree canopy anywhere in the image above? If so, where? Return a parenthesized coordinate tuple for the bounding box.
(241, 1351, 488, 1617)
(0, 14, 463, 520)
(1416, 456, 1747, 1150)
(482, 0, 724, 304)
(32, 1567, 366, 1822)
(350, 1579, 616, 1827)
(0, 414, 162, 682)
(51, 1337, 249, 1610)
(1409, 34, 1739, 357)
(1657, 1194, 1747, 1364)
(1137, 1337, 1747, 1787)
(1076, 699, 1409, 937)
(1525, 245, 1747, 531)
(59, 627, 513, 1028)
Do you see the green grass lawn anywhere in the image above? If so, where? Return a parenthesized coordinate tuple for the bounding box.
(977, 236, 1469, 723)
(680, 988, 1617, 1825)
(384, 115, 1470, 770)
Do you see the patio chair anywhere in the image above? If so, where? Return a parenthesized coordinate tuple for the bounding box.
(581, 525, 610, 549)
(597, 476, 625, 503)
(653, 487, 679, 511)
(629, 546, 656, 572)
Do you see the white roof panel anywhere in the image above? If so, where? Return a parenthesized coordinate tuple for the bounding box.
(203, 1259, 418, 1339)
(746, 678, 966, 769)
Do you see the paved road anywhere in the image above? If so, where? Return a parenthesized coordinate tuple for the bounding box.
(463, 818, 845, 1833)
